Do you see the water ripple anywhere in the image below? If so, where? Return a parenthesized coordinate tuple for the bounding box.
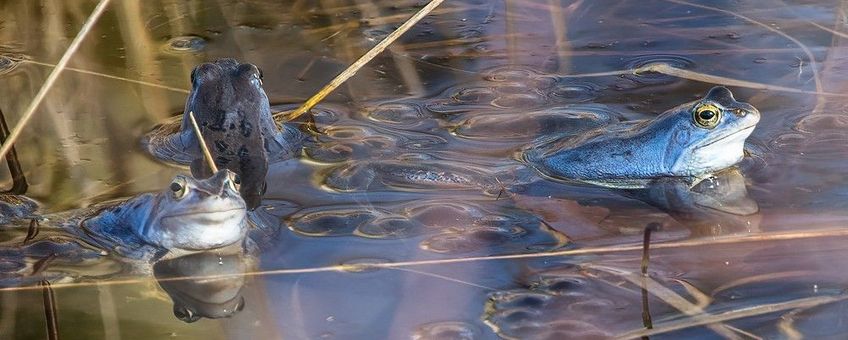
(623, 54, 695, 85)
(163, 35, 206, 54)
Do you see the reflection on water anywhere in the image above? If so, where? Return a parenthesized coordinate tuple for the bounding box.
(1, 0, 848, 338)
(154, 246, 252, 323)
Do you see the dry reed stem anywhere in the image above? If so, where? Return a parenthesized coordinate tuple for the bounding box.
(187, 111, 218, 173)
(275, 0, 446, 121)
(0, 0, 112, 161)
(591, 265, 745, 340)
(3, 227, 848, 293)
(616, 295, 848, 339)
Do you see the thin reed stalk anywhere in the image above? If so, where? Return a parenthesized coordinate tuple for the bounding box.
(276, 0, 446, 121)
(0, 0, 111, 161)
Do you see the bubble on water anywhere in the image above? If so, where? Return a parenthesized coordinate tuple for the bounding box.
(163, 36, 206, 54)
(412, 321, 480, 340)
(624, 54, 695, 85)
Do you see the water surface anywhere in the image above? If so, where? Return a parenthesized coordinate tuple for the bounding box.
(1, 0, 848, 339)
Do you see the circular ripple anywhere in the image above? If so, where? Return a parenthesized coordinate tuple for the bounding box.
(549, 81, 602, 103)
(624, 54, 695, 85)
(163, 36, 206, 53)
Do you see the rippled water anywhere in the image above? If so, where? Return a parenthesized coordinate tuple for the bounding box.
(1, 0, 848, 339)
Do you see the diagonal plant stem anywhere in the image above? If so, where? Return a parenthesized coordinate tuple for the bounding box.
(276, 0, 446, 121)
(616, 294, 848, 339)
(592, 265, 745, 340)
(187, 111, 218, 173)
(0, 0, 112, 161)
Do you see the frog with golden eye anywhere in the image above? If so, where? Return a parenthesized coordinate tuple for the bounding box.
(81, 169, 248, 252)
(522, 87, 761, 188)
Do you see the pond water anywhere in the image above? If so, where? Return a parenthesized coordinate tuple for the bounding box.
(1, 0, 848, 339)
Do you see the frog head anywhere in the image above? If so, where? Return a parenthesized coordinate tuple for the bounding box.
(183, 58, 270, 210)
(660, 86, 761, 176)
(142, 170, 247, 250)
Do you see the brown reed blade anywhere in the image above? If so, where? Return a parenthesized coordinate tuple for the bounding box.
(276, 0, 446, 121)
(187, 111, 218, 174)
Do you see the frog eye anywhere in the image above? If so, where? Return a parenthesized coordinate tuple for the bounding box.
(254, 72, 263, 85)
(170, 177, 188, 199)
(227, 172, 241, 191)
(693, 103, 722, 129)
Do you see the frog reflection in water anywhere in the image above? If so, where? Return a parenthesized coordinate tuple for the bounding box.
(84, 169, 247, 252)
(154, 249, 251, 322)
(524, 87, 760, 187)
(1, 170, 254, 322)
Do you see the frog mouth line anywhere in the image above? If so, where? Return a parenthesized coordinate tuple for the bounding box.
(695, 125, 756, 149)
(161, 207, 245, 219)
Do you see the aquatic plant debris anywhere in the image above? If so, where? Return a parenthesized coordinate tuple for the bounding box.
(3, 227, 848, 293)
(0, 0, 112, 161)
(187, 111, 218, 174)
(276, 0, 447, 121)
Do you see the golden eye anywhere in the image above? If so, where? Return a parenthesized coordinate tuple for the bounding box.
(170, 177, 188, 199)
(693, 103, 722, 129)
(227, 172, 241, 191)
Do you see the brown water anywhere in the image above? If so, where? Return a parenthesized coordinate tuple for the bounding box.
(2, 0, 848, 339)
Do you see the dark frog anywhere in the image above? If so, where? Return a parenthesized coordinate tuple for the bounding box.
(523, 87, 760, 188)
(142, 59, 303, 209)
